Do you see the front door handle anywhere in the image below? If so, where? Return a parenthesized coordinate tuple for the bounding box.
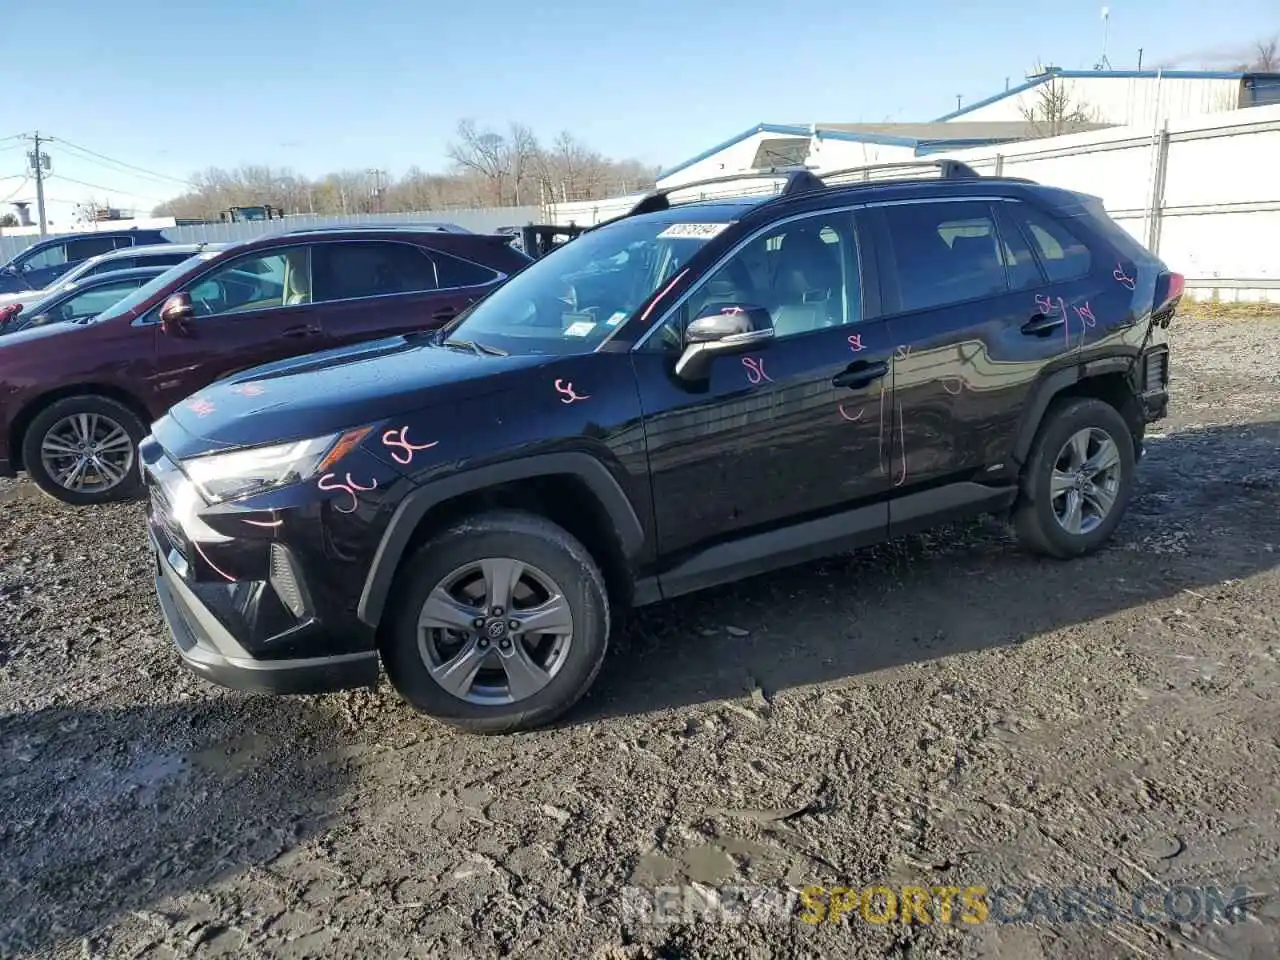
(832, 360, 889, 389)
(281, 323, 322, 339)
(1022, 312, 1065, 336)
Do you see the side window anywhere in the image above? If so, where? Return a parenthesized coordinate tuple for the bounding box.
(19, 243, 67, 273)
(883, 201, 1008, 312)
(673, 211, 863, 344)
(432, 250, 500, 288)
(111, 237, 135, 250)
(311, 242, 439, 302)
(1008, 203, 1092, 282)
(186, 247, 309, 317)
(52, 280, 147, 321)
(994, 206, 1044, 291)
(65, 237, 122, 262)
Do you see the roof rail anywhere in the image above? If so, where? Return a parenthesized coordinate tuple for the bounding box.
(283, 221, 472, 235)
(586, 159, 990, 232)
(621, 166, 813, 218)
(818, 159, 982, 183)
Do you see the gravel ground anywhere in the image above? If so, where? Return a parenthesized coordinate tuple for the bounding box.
(3, 316, 1280, 960)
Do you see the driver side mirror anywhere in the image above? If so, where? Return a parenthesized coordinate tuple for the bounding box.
(159, 292, 195, 337)
(674, 302, 775, 382)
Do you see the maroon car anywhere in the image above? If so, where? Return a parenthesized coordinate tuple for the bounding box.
(0, 225, 531, 505)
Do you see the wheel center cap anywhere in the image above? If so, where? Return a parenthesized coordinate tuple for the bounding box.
(484, 619, 508, 640)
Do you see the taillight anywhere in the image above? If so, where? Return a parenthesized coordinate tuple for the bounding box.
(1152, 271, 1184, 328)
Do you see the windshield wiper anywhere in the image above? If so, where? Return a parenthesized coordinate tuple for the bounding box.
(442, 337, 507, 357)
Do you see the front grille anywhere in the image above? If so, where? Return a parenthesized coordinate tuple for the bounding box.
(149, 483, 188, 561)
(1143, 349, 1169, 392)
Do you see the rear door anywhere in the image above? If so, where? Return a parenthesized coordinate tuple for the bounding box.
(310, 240, 499, 349)
(870, 197, 1073, 490)
(148, 244, 326, 410)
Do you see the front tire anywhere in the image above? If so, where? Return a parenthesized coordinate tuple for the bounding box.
(1013, 397, 1135, 559)
(21, 395, 147, 506)
(381, 510, 611, 734)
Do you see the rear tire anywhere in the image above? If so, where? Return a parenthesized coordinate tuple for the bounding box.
(21, 395, 147, 506)
(1013, 396, 1135, 559)
(381, 510, 611, 734)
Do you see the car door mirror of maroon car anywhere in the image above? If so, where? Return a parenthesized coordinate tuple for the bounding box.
(159, 292, 195, 336)
(675, 302, 775, 382)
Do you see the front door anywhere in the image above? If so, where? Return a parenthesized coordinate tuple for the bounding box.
(633, 207, 893, 565)
(148, 244, 327, 411)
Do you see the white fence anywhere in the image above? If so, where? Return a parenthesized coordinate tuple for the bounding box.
(547, 104, 1280, 302)
(0, 206, 542, 264)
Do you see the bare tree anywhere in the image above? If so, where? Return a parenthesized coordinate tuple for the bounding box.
(0, 213, 17, 228)
(447, 119, 512, 205)
(152, 119, 658, 218)
(1238, 35, 1278, 71)
(1020, 74, 1099, 137)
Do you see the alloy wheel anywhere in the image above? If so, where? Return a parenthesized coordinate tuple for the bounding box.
(417, 557, 574, 705)
(1050, 427, 1123, 536)
(39, 413, 135, 495)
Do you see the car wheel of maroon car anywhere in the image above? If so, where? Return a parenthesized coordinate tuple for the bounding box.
(21, 395, 148, 506)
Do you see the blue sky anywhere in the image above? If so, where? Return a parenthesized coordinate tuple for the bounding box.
(0, 0, 1274, 224)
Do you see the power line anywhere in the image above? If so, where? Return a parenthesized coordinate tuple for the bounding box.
(48, 173, 168, 203)
(1, 178, 30, 203)
(47, 136, 193, 187)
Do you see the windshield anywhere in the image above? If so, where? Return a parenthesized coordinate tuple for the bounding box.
(444, 216, 734, 356)
(93, 252, 218, 324)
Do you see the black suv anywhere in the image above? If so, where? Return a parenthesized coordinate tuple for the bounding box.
(141, 162, 1180, 734)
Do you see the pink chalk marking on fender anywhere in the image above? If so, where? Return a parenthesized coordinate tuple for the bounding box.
(230, 383, 265, 398)
(941, 378, 964, 395)
(639, 268, 689, 323)
(192, 540, 236, 583)
(554, 379, 590, 404)
(1073, 302, 1097, 328)
(382, 426, 439, 465)
(837, 403, 864, 422)
(1113, 263, 1137, 290)
(187, 398, 215, 417)
(318, 472, 378, 514)
(742, 356, 772, 385)
(241, 518, 283, 529)
(847, 333, 865, 353)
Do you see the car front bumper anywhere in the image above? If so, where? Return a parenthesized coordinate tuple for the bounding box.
(151, 532, 380, 695)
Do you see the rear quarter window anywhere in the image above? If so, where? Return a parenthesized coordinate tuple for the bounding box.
(1006, 203, 1092, 282)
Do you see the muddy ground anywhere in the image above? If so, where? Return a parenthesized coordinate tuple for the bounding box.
(2, 315, 1279, 960)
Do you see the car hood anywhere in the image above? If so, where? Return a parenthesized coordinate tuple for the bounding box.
(0, 289, 38, 308)
(166, 333, 549, 449)
(0, 318, 81, 346)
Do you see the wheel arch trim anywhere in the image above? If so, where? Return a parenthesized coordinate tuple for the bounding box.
(356, 452, 645, 628)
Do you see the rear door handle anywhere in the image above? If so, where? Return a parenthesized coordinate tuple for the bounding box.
(1022, 312, 1064, 336)
(281, 324, 322, 339)
(832, 360, 889, 389)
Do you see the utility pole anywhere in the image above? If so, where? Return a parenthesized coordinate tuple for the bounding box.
(368, 168, 385, 213)
(26, 132, 50, 236)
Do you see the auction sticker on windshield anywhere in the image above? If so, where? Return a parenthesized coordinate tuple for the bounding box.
(658, 222, 733, 239)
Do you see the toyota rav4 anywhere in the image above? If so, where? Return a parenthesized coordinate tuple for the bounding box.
(140, 162, 1180, 734)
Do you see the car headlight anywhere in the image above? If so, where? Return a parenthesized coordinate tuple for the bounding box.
(181, 426, 372, 504)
